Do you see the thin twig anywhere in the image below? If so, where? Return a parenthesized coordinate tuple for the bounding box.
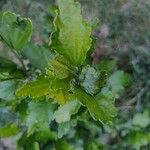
(135, 81, 150, 111)
(119, 81, 150, 111)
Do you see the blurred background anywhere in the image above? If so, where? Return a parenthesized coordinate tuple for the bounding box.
(0, 0, 150, 149)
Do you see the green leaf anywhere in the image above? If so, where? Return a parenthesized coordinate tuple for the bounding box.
(95, 94, 117, 121)
(46, 55, 73, 79)
(23, 43, 54, 72)
(132, 110, 150, 128)
(54, 100, 81, 123)
(101, 71, 132, 99)
(0, 56, 17, 70)
(17, 76, 71, 105)
(108, 71, 132, 89)
(0, 57, 24, 80)
(97, 59, 117, 74)
(18, 134, 40, 150)
(0, 80, 19, 100)
(0, 12, 32, 50)
(35, 128, 57, 143)
(0, 124, 19, 137)
(26, 101, 54, 136)
(58, 119, 77, 138)
(16, 77, 51, 99)
(127, 131, 150, 149)
(50, 0, 92, 66)
(0, 107, 15, 126)
(15, 100, 28, 122)
(55, 140, 75, 150)
(75, 88, 116, 124)
(84, 140, 105, 150)
(47, 88, 71, 105)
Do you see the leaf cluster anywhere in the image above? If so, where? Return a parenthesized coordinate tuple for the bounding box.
(0, 0, 132, 149)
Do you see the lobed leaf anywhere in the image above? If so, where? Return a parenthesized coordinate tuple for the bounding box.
(50, 0, 92, 66)
(0, 12, 32, 50)
(17, 76, 72, 105)
(75, 88, 116, 124)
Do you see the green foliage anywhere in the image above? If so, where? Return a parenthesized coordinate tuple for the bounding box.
(127, 131, 150, 149)
(75, 88, 117, 124)
(0, 0, 134, 149)
(50, 0, 92, 66)
(16, 77, 52, 99)
(16, 76, 71, 105)
(0, 80, 19, 100)
(84, 140, 104, 150)
(55, 140, 75, 150)
(26, 101, 54, 136)
(97, 59, 117, 74)
(132, 110, 150, 128)
(46, 55, 73, 79)
(23, 43, 54, 72)
(57, 119, 77, 138)
(0, 12, 32, 51)
(54, 100, 81, 123)
(0, 57, 24, 80)
(101, 71, 132, 99)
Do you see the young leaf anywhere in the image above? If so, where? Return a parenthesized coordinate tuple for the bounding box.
(0, 12, 32, 50)
(79, 65, 100, 95)
(46, 55, 73, 79)
(17, 76, 72, 105)
(50, 0, 92, 66)
(23, 43, 54, 72)
(16, 77, 52, 99)
(54, 100, 81, 123)
(48, 89, 71, 105)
